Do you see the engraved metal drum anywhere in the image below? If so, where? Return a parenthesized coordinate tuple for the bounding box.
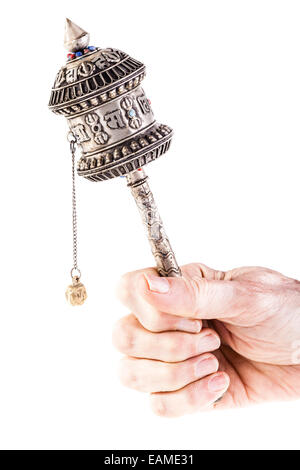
(49, 47, 173, 182)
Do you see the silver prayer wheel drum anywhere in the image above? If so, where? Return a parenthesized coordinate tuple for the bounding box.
(49, 20, 173, 182)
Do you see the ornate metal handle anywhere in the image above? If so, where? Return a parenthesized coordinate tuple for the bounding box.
(126, 169, 181, 277)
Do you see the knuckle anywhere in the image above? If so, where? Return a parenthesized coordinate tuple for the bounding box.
(118, 359, 138, 388)
(164, 335, 196, 361)
(165, 364, 180, 386)
(186, 278, 208, 316)
(116, 273, 134, 306)
(143, 315, 162, 333)
(182, 336, 198, 357)
(164, 336, 182, 358)
(186, 382, 200, 409)
(255, 291, 273, 311)
(112, 317, 136, 354)
(150, 395, 167, 417)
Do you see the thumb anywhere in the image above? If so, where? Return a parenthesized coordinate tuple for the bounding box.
(142, 271, 253, 321)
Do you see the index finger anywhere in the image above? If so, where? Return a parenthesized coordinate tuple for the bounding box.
(117, 267, 202, 333)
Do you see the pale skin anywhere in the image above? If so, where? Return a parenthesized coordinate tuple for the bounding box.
(113, 263, 300, 417)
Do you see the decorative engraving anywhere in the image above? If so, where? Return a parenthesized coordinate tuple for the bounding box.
(127, 169, 181, 278)
(54, 62, 94, 87)
(77, 123, 173, 177)
(137, 94, 151, 114)
(78, 61, 95, 78)
(66, 68, 78, 84)
(121, 96, 142, 130)
(55, 69, 65, 88)
(49, 49, 145, 112)
(93, 49, 121, 70)
(85, 113, 110, 145)
(65, 278, 87, 306)
(71, 124, 90, 143)
(121, 96, 134, 111)
(104, 109, 126, 130)
(103, 51, 121, 63)
(129, 118, 142, 130)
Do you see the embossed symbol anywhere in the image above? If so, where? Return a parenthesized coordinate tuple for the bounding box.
(94, 50, 121, 70)
(71, 124, 90, 143)
(78, 61, 95, 78)
(121, 96, 142, 130)
(104, 110, 126, 130)
(85, 113, 110, 145)
(137, 94, 151, 115)
(121, 96, 134, 111)
(55, 69, 65, 87)
(66, 68, 78, 84)
(129, 115, 142, 130)
(103, 51, 120, 63)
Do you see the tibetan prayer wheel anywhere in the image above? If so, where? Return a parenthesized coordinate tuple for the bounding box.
(49, 19, 181, 304)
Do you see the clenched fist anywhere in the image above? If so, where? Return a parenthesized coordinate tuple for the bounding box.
(113, 263, 300, 417)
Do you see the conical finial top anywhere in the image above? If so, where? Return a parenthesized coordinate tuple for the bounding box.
(64, 18, 90, 52)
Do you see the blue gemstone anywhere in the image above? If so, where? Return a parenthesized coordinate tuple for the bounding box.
(128, 109, 136, 117)
(75, 51, 83, 57)
(88, 46, 96, 51)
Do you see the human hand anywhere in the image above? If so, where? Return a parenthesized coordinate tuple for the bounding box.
(113, 263, 300, 417)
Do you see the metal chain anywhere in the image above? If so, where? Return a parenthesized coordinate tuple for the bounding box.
(69, 134, 81, 280)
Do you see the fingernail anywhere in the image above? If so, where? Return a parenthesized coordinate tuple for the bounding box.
(208, 373, 229, 392)
(144, 274, 170, 294)
(198, 334, 220, 353)
(177, 319, 201, 333)
(195, 356, 218, 377)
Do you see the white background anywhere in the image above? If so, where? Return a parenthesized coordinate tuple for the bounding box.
(1, 0, 300, 450)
